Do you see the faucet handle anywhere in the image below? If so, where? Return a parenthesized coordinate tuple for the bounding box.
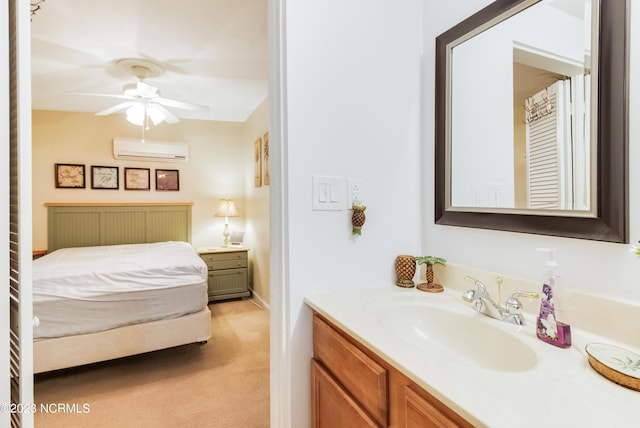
(505, 291, 539, 313)
(464, 275, 486, 290)
(496, 276, 503, 304)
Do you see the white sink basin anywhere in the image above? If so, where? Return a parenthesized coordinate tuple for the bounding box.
(365, 297, 538, 372)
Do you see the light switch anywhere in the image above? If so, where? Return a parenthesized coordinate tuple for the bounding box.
(312, 175, 346, 211)
(318, 183, 328, 202)
(329, 184, 339, 202)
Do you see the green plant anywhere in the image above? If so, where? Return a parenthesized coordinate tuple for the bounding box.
(414, 256, 447, 266)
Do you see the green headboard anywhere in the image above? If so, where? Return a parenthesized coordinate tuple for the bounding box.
(46, 203, 193, 252)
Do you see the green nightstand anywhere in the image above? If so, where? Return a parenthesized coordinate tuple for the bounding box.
(198, 247, 250, 302)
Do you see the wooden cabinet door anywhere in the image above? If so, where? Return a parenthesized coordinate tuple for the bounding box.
(403, 386, 459, 428)
(313, 315, 388, 426)
(393, 380, 473, 428)
(311, 359, 380, 428)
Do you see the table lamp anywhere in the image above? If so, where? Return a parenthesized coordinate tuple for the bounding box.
(215, 199, 238, 247)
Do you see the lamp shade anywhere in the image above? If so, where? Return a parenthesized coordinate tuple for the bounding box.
(215, 199, 238, 217)
(126, 102, 168, 127)
(126, 103, 146, 126)
(146, 105, 166, 125)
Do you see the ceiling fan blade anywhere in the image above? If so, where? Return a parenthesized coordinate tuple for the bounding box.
(95, 101, 135, 116)
(151, 104, 181, 124)
(154, 96, 209, 114)
(66, 91, 133, 101)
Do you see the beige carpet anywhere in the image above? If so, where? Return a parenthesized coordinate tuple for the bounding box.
(34, 299, 270, 428)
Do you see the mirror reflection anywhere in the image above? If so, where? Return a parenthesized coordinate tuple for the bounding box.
(449, 0, 595, 213)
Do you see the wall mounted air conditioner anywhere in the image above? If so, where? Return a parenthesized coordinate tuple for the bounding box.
(113, 138, 189, 163)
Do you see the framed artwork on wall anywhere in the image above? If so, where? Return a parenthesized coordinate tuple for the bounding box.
(55, 163, 85, 188)
(254, 137, 262, 187)
(91, 165, 119, 189)
(263, 131, 270, 186)
(124, 167, 151, 190)
(155, 169, 179, 191)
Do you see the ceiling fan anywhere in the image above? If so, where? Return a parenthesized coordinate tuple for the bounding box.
(70, 59, 210, 127)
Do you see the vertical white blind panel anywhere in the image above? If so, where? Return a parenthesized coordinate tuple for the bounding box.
(8, 0, 20, 425)
(1, 0, 11, 425)
(527, 91, 560, 209)
(526, 81, 572, 210)
(8, 0, 34, 427)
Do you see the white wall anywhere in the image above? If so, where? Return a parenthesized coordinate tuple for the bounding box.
(423, 0, 640, 301)
(278, 0, 423, 426)
(451, 27, 515, 207)
(31, 111, 247, 250)
(451, 3, 584, 207)
(243, 98, 271, 305)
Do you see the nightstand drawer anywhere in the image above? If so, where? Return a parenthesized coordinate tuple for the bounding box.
(204, 258, 247, 270)
(200, 251, 246, 263)
(208, 268, 249, 297)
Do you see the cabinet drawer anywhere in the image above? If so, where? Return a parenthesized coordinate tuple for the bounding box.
(313, 314, 388, 426)
(200, 251, 247, 263)
(200, 251, 247, 270)
(208, 268, 247, 292)
(204, 258, 247, 270)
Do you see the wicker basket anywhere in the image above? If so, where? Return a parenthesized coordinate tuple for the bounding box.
(585, 343, 640, 392)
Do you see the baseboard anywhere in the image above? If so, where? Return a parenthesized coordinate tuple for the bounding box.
(250, 288, 270, 311)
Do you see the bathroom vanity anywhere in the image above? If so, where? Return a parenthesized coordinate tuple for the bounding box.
(305, 283, 640, 427)
(311, 311, 473, 427)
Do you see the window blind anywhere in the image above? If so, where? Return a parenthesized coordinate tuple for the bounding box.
(1, 0, 11, 426)
(6, 1, 34, 427)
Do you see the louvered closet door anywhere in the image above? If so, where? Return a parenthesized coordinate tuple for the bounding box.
(4, 1, 34, 427)
(1, 0, 11, 424)
(525, 80, 572, 210)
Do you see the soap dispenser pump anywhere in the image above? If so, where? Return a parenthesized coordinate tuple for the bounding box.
(536, 248, 571, 348)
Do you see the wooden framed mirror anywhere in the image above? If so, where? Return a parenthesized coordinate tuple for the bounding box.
(434, 0, 629, 242)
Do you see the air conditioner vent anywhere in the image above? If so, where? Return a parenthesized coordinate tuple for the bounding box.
(113, 138, 189, 163)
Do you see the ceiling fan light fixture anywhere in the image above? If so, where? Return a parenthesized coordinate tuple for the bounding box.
(125, 102, 168, 127)
(146, 105, 166, 125)
(126, 103, 145, 126)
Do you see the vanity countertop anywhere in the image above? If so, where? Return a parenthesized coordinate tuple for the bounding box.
(305, 286, 640, 428)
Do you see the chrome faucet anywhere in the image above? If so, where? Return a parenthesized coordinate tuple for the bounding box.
(462, 276, 538, 325)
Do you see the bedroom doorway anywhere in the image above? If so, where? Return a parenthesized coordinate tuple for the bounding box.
(27, 0, 274, 426)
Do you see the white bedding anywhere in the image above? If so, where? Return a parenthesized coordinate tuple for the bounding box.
(33, 241, 208, 340)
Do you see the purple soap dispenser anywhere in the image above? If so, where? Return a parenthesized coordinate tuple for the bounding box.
(536, 248, 571, 348)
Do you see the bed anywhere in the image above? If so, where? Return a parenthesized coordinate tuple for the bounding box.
(33, 203, 211, 373)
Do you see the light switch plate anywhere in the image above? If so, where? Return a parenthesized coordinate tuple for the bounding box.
(312, 175, 346, 211)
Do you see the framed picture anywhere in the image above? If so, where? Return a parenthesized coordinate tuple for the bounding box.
(91, 166, 119, 190)
(254, 137, 262, 187)
(124, 167, 151, 190)
(55, 163, 85, 188)
(155, 169, 179, 191)
(263, 131, 270, 186)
